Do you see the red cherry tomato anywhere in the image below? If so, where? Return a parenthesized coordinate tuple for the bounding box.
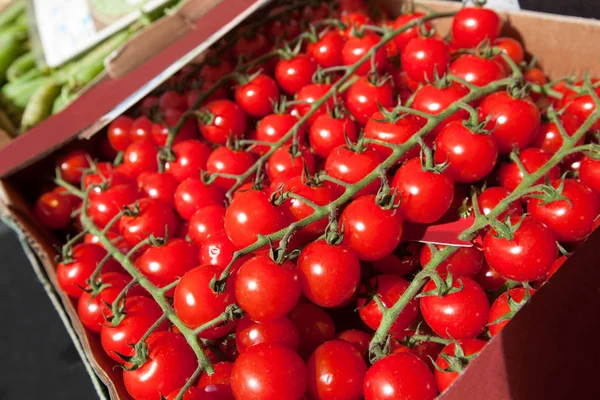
(497, 148, 560, 192)
(234, 32, 270, 60)
(420, 244, 483, 277)
(476, 186, 524, 221)
(34, 191, 74, 230)
(129, 115, 153, 142)
(452, 7, 501, 49)
(201, 59, 234, 82)
(235, 316, 300, 353)
(206, 147, 256, 190)
(371, 243, 421, 277)
(119, 198, 179, 246)
(123, 332, 197, 400)
(165, 139, 212, 182)
(325, 145, 384, 197)
(235, 74, 280, 117)
(342, 32, 387, 76)
(295, 83, 338, 124)
(266, 144, 316, 182)
(256, 113, 305, 154)
(309, 113, 357, 158)
(545, 254, 567, 281)
(289, 302, 336, 359)
(198, 100, 247, 145)
(402, 37, 450, 83)
(123, 139, 159, 176)
(87, 184, 140, 229)
(188, 205, 226, 245)
(198, 361, 233, 388)
(275, 54, 317, 95)
(137, 171, 178, 206)
(488, 287, 537, 336)
(308, 340, 366, 400)
(309, 31, 345, 68)
(564, 85, 600, 131)
(579, 155, 600, 196)
(474, 260, 507, 291)
(174, 178, 226, 221)
(83, 162, 134, 197)
(108, 115, 133, 151)
(346, 76, 394, 124)
(391, 331, 443, 371)
(364, 112, 425, 161)
(393, 12, 431, 51)
(434, 339, 486, 393)
(449, 54, 506, 87)
(532, 113, 582, 154)
(231, 343, 307, 400)
(151, 109, 197, 147)
(392, 157, 455, 224)
(483, 216, 558, 281)
(420, 276, 489, 339)
(412, 83, 469, 132)
(136, 239, 197, 291)
(336, 329, 371, 358)
(58, 150, 91, 184)
(198, 230, 243, 272)
(165, 387, 216, 400)
(364, 353, 437, 400)
(493, 37, 525, 70)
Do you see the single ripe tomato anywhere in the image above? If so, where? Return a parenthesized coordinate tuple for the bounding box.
(198, 361, 234, 388)
(346, 76, 394, 124)
(340, 195, 403, 261)
(497, 148, 560, 192)
(474, 260, 507, 291)
(565, 85, 600, 131)
(165, 139, 212, 182)
(309, 31, 345, 68)
(420, 245, 483, 277)
(151, 109, 197, 147)
(266, 144, 316, 182)
(342, 32, 387, 76)
(527, 179, 599, 242)
(256, 113, 305, 154)
(308, 340, 366, 400)
(483, 216, 558, 281)
(532, 113, 582, 154)
(579, 155, 600, 195)
(235, 316, 300, 353)
(137, 171, 178, 206)
(119, 198, 179, 246)
(101, 296, 168, 364)
(309, 113, 357, 158)
(87, 184, 140, 229)
(493, 37, 525, 70)
(231, 343, 307, 400)
(357, 274, 418, 334)
(402, 37, 450, 83)
(235, 253, 301, 322)
(108, 115, 133, 151)
(434, 120, 498, 183)
(451, 7, 501, 48)
(198, 230, 242, 271)
(298, 240, 360, 307)
(325, 145, 384, 196)
(295, 83, 338, 124)
(412, 84, 469, 132)
(393, 12, 431, 51)
(123, 139, 159, 176)
(58, 150, 91, 184)
(83, 162, 133, 197)
(488, 287, 537, 336)
(364, 112, 425, 161)
(136, 238, 197, 290)
(173, 265, 236, 338)
(276, 54, 317, 95)
(289, 302, 336, 359)
(476, 186, 524, 221)
(235, 74, 280, 117)
(206, 147, 256, 190)
(224, 189, 289, 248)
(449, 54, 506, 87)
(188, 205, 226, 245)
(371, 243, 421, 277)
(479, 92, 541, 154)
(198, 100, 247, 144)
(364, 353, 437, 400)
(56, 243, 121, 298)
(434, 339, 486, 393)
(174, 178, 226, 221)
(123, 332, 197, 400)
(340, 11, 372, 34)
(420, 276, 489, 339)
(392, 157, 455, 224)
(129, 115, 153, 142)
(34, 191, 74, 230)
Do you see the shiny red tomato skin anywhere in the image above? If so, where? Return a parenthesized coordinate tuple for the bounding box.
(58, 150, 91, 184)
(173, 265, 236, 338)
(151, 109, 197, 147)
(308, 340, 366, 400)
(174, 178, 226, 221)
(325, 146, 384, 197)
(392, 157, 455, 224)
(545, 254, 567, 281)
(275, 54, 317, 95)
(497, 148, 560, 192)
(83, 162, 134, 197)
(295, 83, 337, 124)
(309, 31, 345, 68)
(528, 179, 600, 242)
(364, 352, 437, 400)
(87, 184, 140, 228)
(532, 113, 581, 154)
(435, 339, 486, 393)
(364, 113, 424, 161)
(434, 120, 498, 183)
(57, 243, 121, 298)
(476, 186, 524, 221)
(165, 140, 212, 182)
(474, 260, 506, 291)
(391, 332, 444, 372)
(289, 302, 336, 359)
(420, 245, 483, 277)
(479, 92, 541, 154)
(357, 274, 418, 334)
(564, 84, 600, 131)
(256, 113, 305, 154)
(402, 37, 450, 83)
(234, 74, 280, 117)
(137, 172, 178, 206)
(165, 387, 217, 400)
(198, 100, 247, 145)
(34, 191, 73, 230)
(266, 145, 316, 182)
(346, 77, 394, 124)
(449, 54, 506, 87)
(198, 230, 241, 270)
(136, 239, 198, 290)
(159, 90, 187, 111)
(235, 316, 300, 353)
(198, 361, 234, 388)
(493, 37, 525, 66)
(119, 198, 179, 246)
(420, 276, 489, 339)
(483, 216, 558, 281)
(298, 240, 360, 307)
(371, 244, 421, 277)
(412, 84, 469, 132)
(129, 115, 153, 142)
(231, 343, 307, 400)
(309, 114, 357, 158)
(579, 155, 600, 195)
(101, 296, 168, 364)
(123, 139, 158, 176)
(108, 115, 134, 151)
(488, 287, 537, 337)
(336, 329, 371, 358)
(340, 195, 403, 261)
(206, 147, 256, 190)
(235, 254, 301, 322)
(342, 32, 387, 76)
(188, 205, 226, 245)
(393, 12, 431, 51)
(452, 7, 501, 48)
(224, 190, 289, 248)
(123, 332, 197, 400)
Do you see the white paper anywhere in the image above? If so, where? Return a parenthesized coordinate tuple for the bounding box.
(484, 0, 521, 11)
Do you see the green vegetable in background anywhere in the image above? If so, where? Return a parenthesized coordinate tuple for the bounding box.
(0, 0, 24, 30)
(7, 51, 35, 82)
(21, 79, 61, 131)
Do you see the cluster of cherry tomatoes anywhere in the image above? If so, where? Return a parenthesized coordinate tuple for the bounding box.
(31, 0, 600, 399)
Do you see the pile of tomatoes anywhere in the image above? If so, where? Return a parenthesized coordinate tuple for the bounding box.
(31, 0, 600, 399)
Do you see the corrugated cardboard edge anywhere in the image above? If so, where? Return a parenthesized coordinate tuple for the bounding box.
(0, 181, 133, 400)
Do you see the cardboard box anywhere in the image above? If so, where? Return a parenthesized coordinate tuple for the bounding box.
(1, 1, 600, 398)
